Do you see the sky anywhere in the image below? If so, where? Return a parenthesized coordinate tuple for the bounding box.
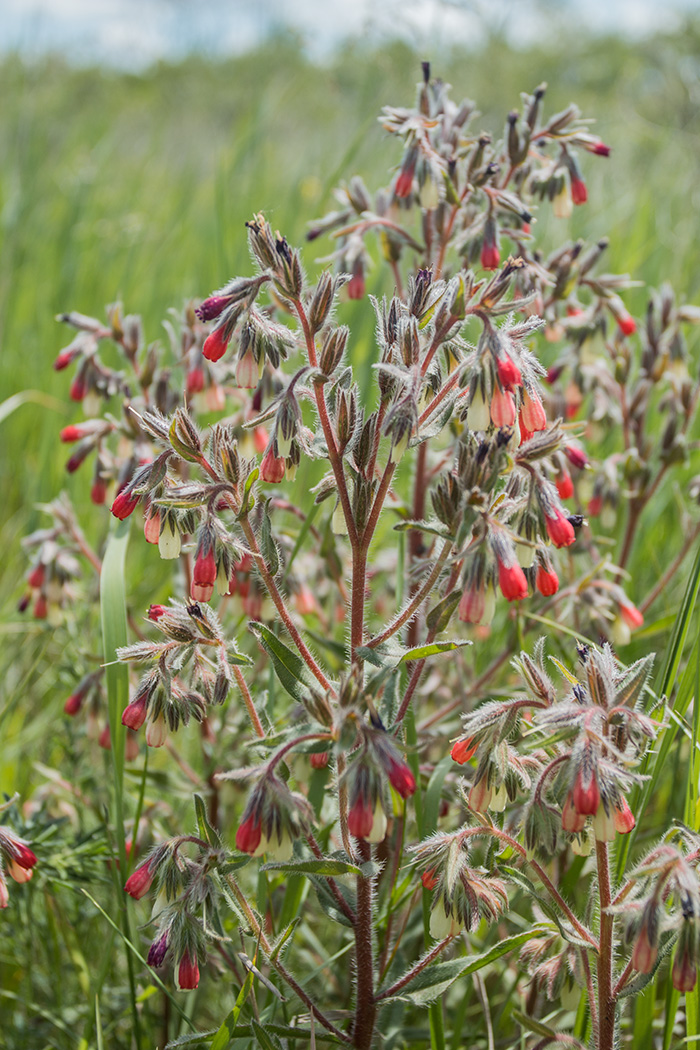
(3, 0, 700, 69)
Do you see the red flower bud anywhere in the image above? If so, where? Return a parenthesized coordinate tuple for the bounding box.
(347, 263, 365, 300)
(348, 796, 374, 839)
(570, 175, 587, 205)
(124, 860, 154, 899)
(196, 295, 231, 321)
(498, 561, 528, 602)
(64, 691, 84, 716)
(421, 867, 438, 890)
(555, 470, 574, 500)
(619, 602, 643, 630)
(310, 751, 330, 770)
(27, 565, 45, 589)
(33, 594, 48, 619)
(148, 604, 167, 621)
(191, 549, 217, 603)
(480, 239, 500, 271)
(53, 349, 74, 371)
(564, 444, 588, 470)
(673, 945, 697, 992)
(573, 765, 600, 817)
(535, 564, 559, 597)
(186, 368, 205, 396)
(91, 478, 107, 504)
(386, 756, 416, 799)
(69, 376, 86, 402)
(177, 950, 200, 990)
(111, 489, 139, 520)
(98, 724, 111, 750)
(235, 813, 262, 854)
(122, 691, 149, 731)
(588, 495, 603, 517)
(545, 509, 575, 548)
(496, 355, 522, 390)
(9, 841, 37, 870)
(451, 737, 478, 765)
(202, 327, 229, 362)
(260, 447, 286, 484)
(60, 424, 85, 443)
(144, 513, 160, 544)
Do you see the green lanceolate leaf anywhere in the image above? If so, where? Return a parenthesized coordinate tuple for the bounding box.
(261, 858, 362, 877)
(194, 794, 221, 848)
(260, 499, 280, 578)
(248, 621, 315, 702)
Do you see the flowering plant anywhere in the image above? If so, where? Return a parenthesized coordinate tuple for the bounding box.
(13, 64, 700, 1050)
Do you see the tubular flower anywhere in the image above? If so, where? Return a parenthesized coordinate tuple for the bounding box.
(498, 560, 528, 602)
(202, 326, 229, 362)
(451, 737, 478, 765)
(545, 509, 576, 549)
(520, 389, 547, 432)
(177, 950, 200, 991)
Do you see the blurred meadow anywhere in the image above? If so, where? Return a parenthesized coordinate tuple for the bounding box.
(2, 12, 700, 1046)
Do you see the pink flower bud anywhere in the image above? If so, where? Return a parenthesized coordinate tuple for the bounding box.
(586, 139, 611, 157)
(253, 425, 269, 454)
(202, 327, 229, 362)
(144, 513, 160, 545)
(468, 775, 492, 812)
(347, 263, 365, 300)
(236, 348, 259, 389)
(235, 813, 263, 854)
(490, 386, 516, 428)
(260, 447, 286, 484)
(498, 561, 528, 602)
(673, 946, 697, 992)
(148, 604, 167, 621)
(98, 724, 111, 750)
(619, 602, 644, 630)
(613, 797, 635, 834)
(458, 583, 484, 624)
(588, 495, 603, 517)
(545, 509, 575, 548)
(310, 751, 330, 770)
(451, 737, 478, 765)
(111, 489, 139, 520)
(520, 390, 547, 432)
(535, 564, 559, 597)
(561, 791, 586, 833)
(7, 860, 33, 883)
(177, 950, 200, 990)
(124, 860, 154, 900)
(632, 927, 657, 974)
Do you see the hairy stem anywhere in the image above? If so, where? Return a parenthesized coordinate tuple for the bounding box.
(352, 839, 377, 1050)
(595, 840, 615, 1050)
(232, 666, 266, 739)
